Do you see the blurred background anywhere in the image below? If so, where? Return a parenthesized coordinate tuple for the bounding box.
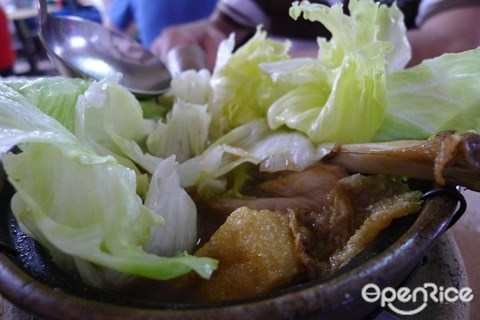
(0, 0, 107, 76)
(0, 0, 215, 77)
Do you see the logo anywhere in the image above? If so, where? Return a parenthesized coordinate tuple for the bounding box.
(361, 283, 474, 316)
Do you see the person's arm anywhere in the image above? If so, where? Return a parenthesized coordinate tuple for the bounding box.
(407, 5, 480, 66)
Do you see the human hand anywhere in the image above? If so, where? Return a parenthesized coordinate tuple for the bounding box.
(150, 18, 228, 70)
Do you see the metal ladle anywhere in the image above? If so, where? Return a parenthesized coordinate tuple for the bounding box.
(37, 0, 207, 98)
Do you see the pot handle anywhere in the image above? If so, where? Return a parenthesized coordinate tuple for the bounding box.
(421, 186, 467, 229)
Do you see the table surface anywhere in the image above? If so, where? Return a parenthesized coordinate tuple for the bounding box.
(1, 190, 479, 320)
(450, 189, 480, 320)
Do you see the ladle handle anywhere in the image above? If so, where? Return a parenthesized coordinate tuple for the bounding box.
(37, 0, 49, 26)
(166, 45, 209, 75)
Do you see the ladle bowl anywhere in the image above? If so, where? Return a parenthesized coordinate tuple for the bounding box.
(37, 0, 172, 98)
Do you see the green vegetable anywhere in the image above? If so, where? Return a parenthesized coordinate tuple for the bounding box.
(0, 83, 217, 285)
(264, 0, 410, 144)
(144, 156, 199, 257)
(176, 119, 326, 196)
(147, 70, 212, 163)
(375, 48, 480, 141)
(209, 29, 291, 138)
(147, 101, 211, 163)
(178, 143, 259, 197)
(77, 79, 163, 176)
(139, 98, 169, 121)
(171, 0, 416, 195)
(3, 76, 90, 132)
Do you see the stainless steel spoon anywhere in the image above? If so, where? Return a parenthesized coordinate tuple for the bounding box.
(37, 0, 173, 98)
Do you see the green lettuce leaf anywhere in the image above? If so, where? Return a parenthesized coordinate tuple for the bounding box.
(177, 119, 326, 197)
(144, 156, 198, 256)
(3, 76, 90, 133)
(0, 83, 217, 284)
(210, 119, 324, 172)
(147, 70, 212, 163)
(265, 0, 409, 144)
(178, 144, 259, 197)
(76, 78, 160, 173)
(209, 29, 292, 138)
(375, 48, 480, 141)
(147, 101, 211, 163)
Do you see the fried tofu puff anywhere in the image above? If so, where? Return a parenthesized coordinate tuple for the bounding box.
(173, 207, 307, 303)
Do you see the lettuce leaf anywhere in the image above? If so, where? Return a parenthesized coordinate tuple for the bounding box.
(147, 101, 211, 163)
(176, 119, 326, 197)
(147, 70, 212, 163)
(144, 156, 198, 256)
(0, 83, 217, 283)
(375, 48, 480, 141)
(3, 76, 90, 133)
(5, 76, 161, 176)
(264, 0, 410, 144)
(210, 119, 324, 172)
(76, 78, 161, 174)
(178, 144, 259, 197)
(209, 29, 292, 138)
